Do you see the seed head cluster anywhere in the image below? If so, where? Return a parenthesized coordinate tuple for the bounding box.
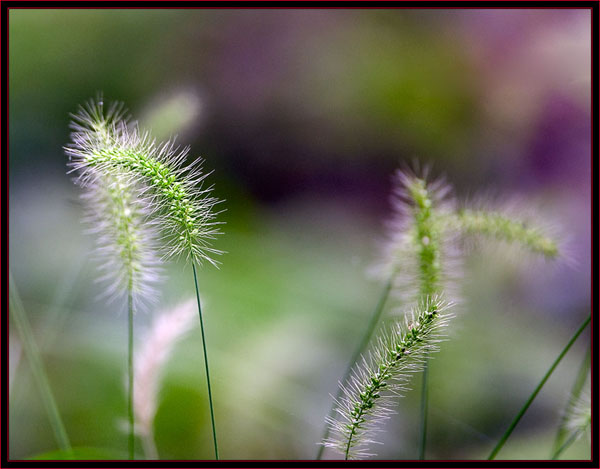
(323, 297, 453, 459)
(325, 167, 561, 459)
(66, 99, 222, 305)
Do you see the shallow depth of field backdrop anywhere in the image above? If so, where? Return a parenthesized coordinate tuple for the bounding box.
(8, 9, 591, 460)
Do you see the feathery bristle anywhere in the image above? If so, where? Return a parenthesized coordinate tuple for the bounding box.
(133, 299, 197, 442)
(322, 297, 454, 459)
(66, 98, 223, 267)
(81, 168, 161, 310)
(564, 378, 591, 442)
(372, 169, 462, 309)
(445, 190, 563, 262)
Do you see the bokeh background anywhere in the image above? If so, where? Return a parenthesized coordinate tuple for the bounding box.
(8, 8, 591, 460)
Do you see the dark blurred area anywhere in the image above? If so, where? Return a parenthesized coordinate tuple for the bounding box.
(8, 9, 591, 460)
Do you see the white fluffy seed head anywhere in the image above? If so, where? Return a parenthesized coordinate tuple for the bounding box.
(81, 168, 162, 311)
(133, 298, 197, 438)
(565, 383, 591, 441)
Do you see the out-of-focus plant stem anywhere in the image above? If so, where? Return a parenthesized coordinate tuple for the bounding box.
(9, 272, 72, 456)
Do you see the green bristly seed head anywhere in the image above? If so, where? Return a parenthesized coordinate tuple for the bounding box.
(322, 166, 562, 460)
(374, 169, 461, 310)
(374, 169, 560, 314)
(323, 297, 453, 460)
(449, 209, 559, 258)
(67, 99, 222, 267)
(407, 178, 442, 300)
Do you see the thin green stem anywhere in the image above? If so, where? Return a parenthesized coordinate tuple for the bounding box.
(192, 263, 219, 460)
(128, 288, 134, 460)
(344, 428, 354, 460)
(551, 429, 582, 460)
(409, 178, 440, 461)
(552, 348, 590, 455)
(316, 275, 394, 460)
(418, 360, 429, 459)
(488, 314, 591, 460)
(9, 273, 72, 455)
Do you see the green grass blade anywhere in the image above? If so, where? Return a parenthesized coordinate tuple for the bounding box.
(488, 314, 590, 460)
(9, 272, 72, 455)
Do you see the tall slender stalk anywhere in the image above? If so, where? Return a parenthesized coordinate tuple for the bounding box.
(192, 263, 219, 460)
(407, 177, 443, 460)
(418, 363, 429, 459)
(127, 289, 134, 460)
(488, 314, 591, 460)
(9, 273, 72, 455)
(316, 275, 394, 459)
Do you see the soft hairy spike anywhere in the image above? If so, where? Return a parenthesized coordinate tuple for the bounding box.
(133, 299, 197, 458)
(373, 169, 462, 308)
(66, 99, 223, 267)
(552, 384, 591, 459)
(447, 209, 559, 259)
(322, 297, 454, 459)
(565, 390, 591, 439)
(81, 168, 161, 310)
(406, 176, 444, 302)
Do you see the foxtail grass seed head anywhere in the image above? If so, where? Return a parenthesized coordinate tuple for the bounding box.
(66, 98, 223, 267)
(323, 297, 454, 459)
(80, 168, 161, 310)
(564, 376, 591, 443)
(374, 169, 462, 308)
(448, 209, 559, 259)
